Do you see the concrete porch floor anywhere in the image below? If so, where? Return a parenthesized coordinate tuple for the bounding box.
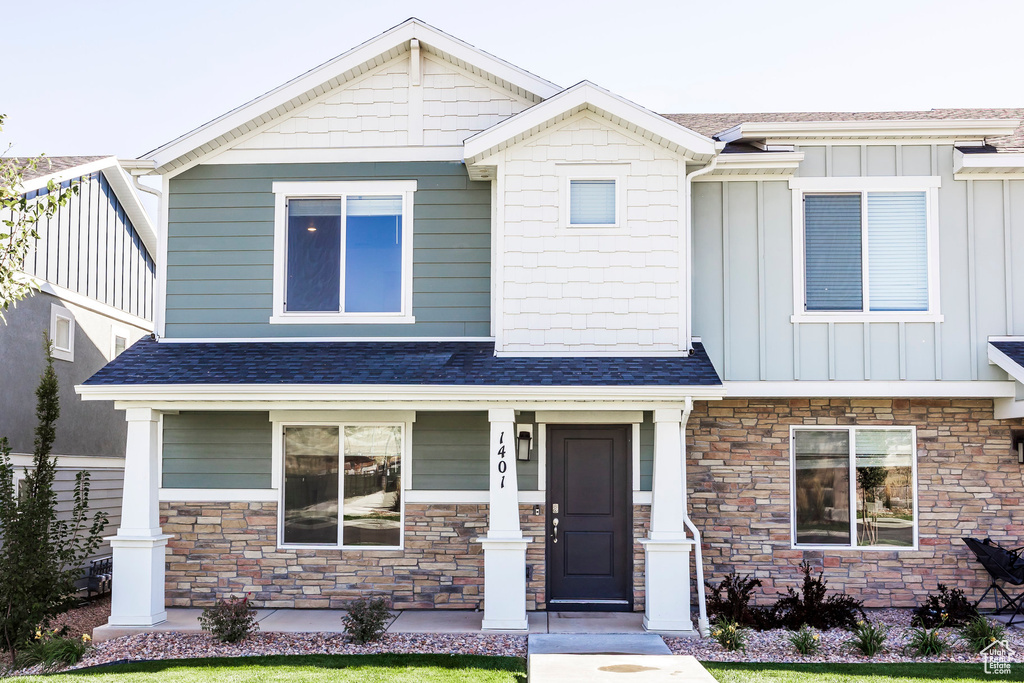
(93, 609, 658, 643)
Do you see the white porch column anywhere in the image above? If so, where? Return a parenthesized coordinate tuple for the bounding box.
(108, 407, 172, 627)
(478, 408, 529, 630)
(641, 401, 696, 632)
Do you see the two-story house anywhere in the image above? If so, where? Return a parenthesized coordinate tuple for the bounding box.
(79, 20, 1024, 635)
(2, 155, 156, 581)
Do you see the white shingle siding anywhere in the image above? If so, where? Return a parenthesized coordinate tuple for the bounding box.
(233, 53, 530, 152)
(498, 112, 687, 353)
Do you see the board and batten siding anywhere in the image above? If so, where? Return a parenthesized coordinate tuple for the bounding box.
(162, 412, 272, 489)
(165, 162, 491, 338)
(22, 171, 155, 320)
(692, 144, 1024, 382)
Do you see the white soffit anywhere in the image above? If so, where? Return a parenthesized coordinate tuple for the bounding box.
(463, 81, 719, 178)
(694, 151, 805, 178)
(18, 157, 156, 255)
(717, 119, 1022, 144)
(954, 149, 1024, 177)
(144, 18, 562, 175)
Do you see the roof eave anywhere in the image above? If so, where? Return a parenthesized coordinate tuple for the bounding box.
(717, 119, 1022, 143)
(144, 18, 562, 174)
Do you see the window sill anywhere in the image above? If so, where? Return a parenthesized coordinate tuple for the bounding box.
(792, 543, 919, 552)
(791, 312, 943, 324)
(270, 314, 416, 325)
(277, 544, 404, 551)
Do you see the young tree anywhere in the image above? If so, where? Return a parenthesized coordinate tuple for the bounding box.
(0, 335, 108, 658)
(0, 114, 79, 319)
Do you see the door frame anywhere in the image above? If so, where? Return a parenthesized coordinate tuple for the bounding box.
(545, 423, 633, 612)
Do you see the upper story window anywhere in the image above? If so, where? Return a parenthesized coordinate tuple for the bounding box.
(49, 304, 75, 362)
(271, 181, 416, 325)
(559, 164, 627, 229)
(791, 426, 918, 550)
(790, 177, 941, 323)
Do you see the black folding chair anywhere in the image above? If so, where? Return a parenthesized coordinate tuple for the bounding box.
(963, 537, 1024, 626)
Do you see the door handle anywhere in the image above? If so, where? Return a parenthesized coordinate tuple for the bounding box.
(551, 517, 559, 544)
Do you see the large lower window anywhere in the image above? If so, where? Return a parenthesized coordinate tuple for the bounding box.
(271, 181, 416, 324)
(791, 427, 916, 549)
(281, 424, 403, 548)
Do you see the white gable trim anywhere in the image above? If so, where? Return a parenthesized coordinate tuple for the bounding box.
(144, 19, 560, 174)
(18, 157, 156, 256)
(464, 82, 719, 172)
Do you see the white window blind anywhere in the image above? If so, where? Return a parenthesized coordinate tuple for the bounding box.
(804, 194, 863, 311)
(867, 192, 928, 311)
(569, 179, 616, 225)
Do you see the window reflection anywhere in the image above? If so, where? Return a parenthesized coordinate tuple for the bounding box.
(283, 427, 339, 545)
(343, 426, 402, 546)
(794, 430, 851, 546)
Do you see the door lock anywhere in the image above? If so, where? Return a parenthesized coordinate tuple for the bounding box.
(551, 517, 559, 544)
(552, 503, 559, 514)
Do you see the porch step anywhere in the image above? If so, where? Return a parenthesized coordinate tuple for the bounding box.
(528, 655, 716, 683)
(528, 633, 671, 655)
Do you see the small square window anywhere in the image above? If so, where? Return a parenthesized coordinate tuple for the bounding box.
(49, 304, 74, 362)
(569, 179, 616, 226)
(111, 327, 129, 359)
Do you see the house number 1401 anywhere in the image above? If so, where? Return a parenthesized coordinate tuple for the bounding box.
(497, 431, 507, 488)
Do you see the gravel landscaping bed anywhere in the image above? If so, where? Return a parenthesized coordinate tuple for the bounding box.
(666, 609, 1024, 664)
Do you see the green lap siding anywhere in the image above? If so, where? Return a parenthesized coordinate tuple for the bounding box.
(412, 412, 538, 491)
(162, 412, 272, 489)
(639, 412, 653, 491)
(165, 162, 491, 338)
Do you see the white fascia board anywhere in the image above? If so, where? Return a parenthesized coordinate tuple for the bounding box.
(9, 453, 125, 469)
(717, 119, 1021, 143)
(159, 488, 278, 502)
(17, 157, 156, 257)
(464, 81, 718, 165)
(987, 341, 1024, 385)
(954, 149, 1024, 175)
(76, 382, 727, 403)
(693, 151, 804, 178)
(724, 380, 1016, 398)
(144, 18, 561, 172)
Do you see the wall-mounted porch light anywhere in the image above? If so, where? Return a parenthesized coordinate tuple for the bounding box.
(1013, 429, 1024, 464)
(516, 426, 533, 462)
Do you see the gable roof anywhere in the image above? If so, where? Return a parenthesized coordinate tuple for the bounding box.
(664, 109, 1024, 150)
(144, 18, 562, 175)
(8, 155, 157, 255)
(463, 81, 719, 178)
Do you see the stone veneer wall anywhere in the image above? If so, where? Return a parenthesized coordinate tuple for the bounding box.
(163, 503, 546, 609)
(688, 397, 1024, 608)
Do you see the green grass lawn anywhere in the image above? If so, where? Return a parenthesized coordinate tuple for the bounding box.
(6, 654, 526, 682)
(705, 661, 1024, 682)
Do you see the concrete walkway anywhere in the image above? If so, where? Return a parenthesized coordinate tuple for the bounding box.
(92, 608, 652, 643)
(529, 655, 716, 682)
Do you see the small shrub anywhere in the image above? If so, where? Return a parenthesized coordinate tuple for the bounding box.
(199, 594, 258, 644)
(960, 615, 1007, 654)
(711, 617, 748, 652)
(788, 625, 820, 655)
(912, 584, 978, 627)
(12, 630, 89, 670)
(342, 597, 393, 644)
(847, 620, 887, 657)
(907, 624, 948, 657)
(706, 573, 762, 626)
(772, 562, 865, 630)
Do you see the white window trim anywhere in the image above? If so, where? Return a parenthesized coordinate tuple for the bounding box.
(110, 325, 130, 360)
(13, 470, 26, 499)
(273, 416, 411, 551)
(558, 164, 627, 230)
(49, 304, 75, 362)
(790, 176, 942, 323)
(789, 424, 919, 552)
(270, 180, 417, 325)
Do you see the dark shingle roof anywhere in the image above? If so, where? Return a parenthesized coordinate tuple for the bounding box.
(991, 340, 1024, 369)
(663, 109, 1024, 151)
(5, 155, 111, 182)
(84, 337, 721, 387)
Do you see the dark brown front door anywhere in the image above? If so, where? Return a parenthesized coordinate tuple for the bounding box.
(547, 425, 632, 611)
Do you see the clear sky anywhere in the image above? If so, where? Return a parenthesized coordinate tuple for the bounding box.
(3, 0, 1023, 160)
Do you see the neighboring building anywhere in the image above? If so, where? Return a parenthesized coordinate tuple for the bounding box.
(79, 19, 1024, 633)
(2, 156, 156, 580)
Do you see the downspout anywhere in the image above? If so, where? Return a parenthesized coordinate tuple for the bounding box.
(682, 144, 722, 637)
(683, 143, 724, 353)
(678, 399, 709, 636)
